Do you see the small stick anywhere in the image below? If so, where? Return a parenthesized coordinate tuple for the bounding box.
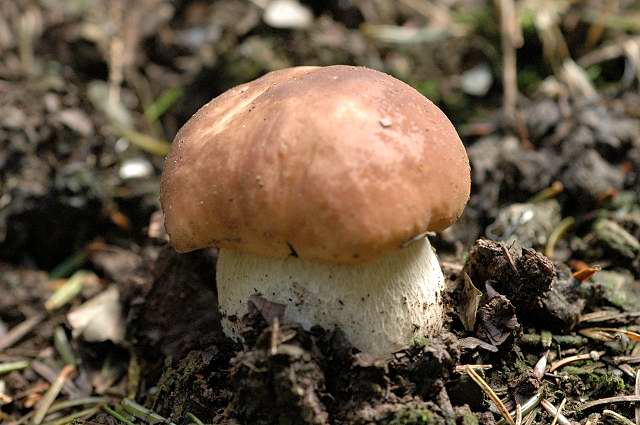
(102, 405, 136, 425)
(618, 364, 637, 379)
(0, 360, 30, 375)
(604, 409, 636, 425)
(494, 0, 521, 120)
(580, 396, 640, 411)
(522, 409, 537, 425)
(122, 398, 176, 425)
(455, 364, 492, 373)
(31, 361, 79, 397)
(580, 328, 640, 342)
(549, 351, 604, 372)
(0, 314, 44, 352)
(270, 317, 280, 355)
(466, 366, 515, 425)
(540, 399, 570, 425)
(612, 356, 640, 365)
(48, 397, 107, 414)
(127, 353, 140, 400)
(579, 311, 640, 324)
(501, 243, 518, 275)
(18, 10, 36, 76)
(40, 406, 99, 425)
(186, 412, 205, 425)
(545, 217, 575, 258)
(32, 365, 75, 425)
(635, 369, 640, 425)
(53, 327, 76, 366)
(529, 181, 564, 203)
(45, 271, 89, 311)
(550, 398, 567, 425)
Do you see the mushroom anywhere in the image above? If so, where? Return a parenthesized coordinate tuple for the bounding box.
(160, 65, 470, 356)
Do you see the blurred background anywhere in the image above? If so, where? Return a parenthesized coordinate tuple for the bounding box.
(1, 0, 639, 268)
(2, 1, 640, 424)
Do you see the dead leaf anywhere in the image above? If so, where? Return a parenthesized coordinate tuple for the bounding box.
(457, 273, 482, 331)
(67, 287, 125, 343)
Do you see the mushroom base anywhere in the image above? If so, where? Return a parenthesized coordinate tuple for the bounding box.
(216, 238, 445, 356)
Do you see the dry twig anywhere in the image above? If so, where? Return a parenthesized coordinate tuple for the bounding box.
(545, 217, 575, 258)
(603, 409, 636, 425)
(540, 399, 570, 425)
(270, 317, 280, 355)
(635, 369, 640, 425)
(580, 396, 640, 411)
(580, 327, 640, 342)
(466, 365, 516, 425)
(549, 351, 604, 372)
(0, 314, 44, 352)
(494, 0, 522, 120)
(550, 398, 567, 425)
(32, 365, 75, 425)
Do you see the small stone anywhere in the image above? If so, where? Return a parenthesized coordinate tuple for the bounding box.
(461, 63, 492, 97)
(119, 157, 153, 180)
(263, 0, 313, 29)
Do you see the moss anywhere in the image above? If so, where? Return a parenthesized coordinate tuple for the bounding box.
(512, 357, 531, 376)
(369, 383, 385, 397)
(411, 336, 429, 349)
(587, 371, 626, 397)
(561, 362, 599, 375)
(145, 349, 232, 422)
(497, 353, 530, 387)
(558, 366, 625, 398)
(386, 408, 434, 425)
(456, 406, 479, 425)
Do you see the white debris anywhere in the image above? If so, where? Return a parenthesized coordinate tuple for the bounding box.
(461, 63, 493, 96)
(119, 157, 153, 179)
(263, 0, 312, 29)
(67, 287, 125, 344)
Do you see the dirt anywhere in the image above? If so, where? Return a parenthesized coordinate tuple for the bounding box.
(2, 1, 640, 424)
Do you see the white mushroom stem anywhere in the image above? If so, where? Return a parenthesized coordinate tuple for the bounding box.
(216, 237, 445, 356)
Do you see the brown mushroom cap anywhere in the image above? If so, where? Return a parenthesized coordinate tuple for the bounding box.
(160, 65, 470, 263)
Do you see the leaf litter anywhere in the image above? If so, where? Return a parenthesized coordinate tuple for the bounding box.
(1, 0, 640, 424)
